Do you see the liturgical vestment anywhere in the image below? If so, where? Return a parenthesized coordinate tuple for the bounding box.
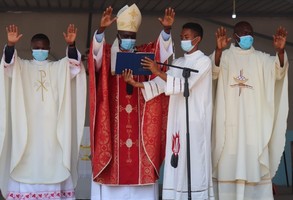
(211, 44, 289, 200)
(89, 33, 173, 199)
(0, 50, 87, 199)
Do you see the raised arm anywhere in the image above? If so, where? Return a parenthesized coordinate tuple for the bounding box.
(5, 24, 23, 63)
(63, 24, 78, 60)
(6, 24, 23, 47)
(63, 24, 77, 46)
(214, 27, 231, 66)
(97, 6, 117, 34)
(273, 26, 287, 67)
(158, 7, 175, 34)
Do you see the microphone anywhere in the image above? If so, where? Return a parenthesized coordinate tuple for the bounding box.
(126, 83, 133, 95)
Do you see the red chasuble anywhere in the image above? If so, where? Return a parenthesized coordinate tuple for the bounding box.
(89, 40, 169, 185)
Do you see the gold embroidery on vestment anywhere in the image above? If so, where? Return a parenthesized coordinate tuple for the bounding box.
(230, 69, 253, 96)
(119, 95, 139, 163)
(35, 70, 48, 101)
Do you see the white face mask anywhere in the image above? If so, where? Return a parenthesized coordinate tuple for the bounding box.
(32, 49, 49, 61)
(180, 37, 197, 52)
(181, 40, 194, 52)
(235, 34, 254, 50)
(120, 38, 136, 51)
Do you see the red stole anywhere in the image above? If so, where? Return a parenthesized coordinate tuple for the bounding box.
(89, 40, 169, 185)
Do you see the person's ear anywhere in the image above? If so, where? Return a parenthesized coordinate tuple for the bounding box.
(193, 36, 201, 46)
(117, 33, 121, 41)
(233, 33, 239, 42)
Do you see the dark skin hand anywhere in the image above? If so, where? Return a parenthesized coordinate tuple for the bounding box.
(273, 26, 287, 67)
(141, 57, 167, 81)
(159, 7, 176, 34)
(214, 26, 232, 66)
(97, 6, 117, 34)
(122, 69, 143, 88)
(6, 24, 23, 46)
(122, 56, 167, 88)
(6, 24, 77, 47)
(63, 24, 78, 46)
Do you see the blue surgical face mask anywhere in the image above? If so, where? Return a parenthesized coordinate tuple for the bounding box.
(120, 39, 136, 51)
(235, 34, 254, 50)
(32, 49, 49, 61)
(180, 39, 196, 52)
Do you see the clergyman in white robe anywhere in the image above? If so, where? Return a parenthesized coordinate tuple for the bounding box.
(0, 48, 87, 199)
(141, 50, 214, 200)
(211, 43, 289, 200)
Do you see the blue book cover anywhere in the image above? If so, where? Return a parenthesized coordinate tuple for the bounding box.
(115, 52, 155, 75)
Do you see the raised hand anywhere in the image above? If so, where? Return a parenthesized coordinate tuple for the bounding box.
(99, 6, 117, 33)
(215, 27, 231, 50)
(158, 7, 175, 28)
(6, 24, 23, 46)
(273, 26, 287, 53)
(63, 24, 77, 45)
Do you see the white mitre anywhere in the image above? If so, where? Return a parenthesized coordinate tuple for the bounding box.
(116, 3, 142, 32)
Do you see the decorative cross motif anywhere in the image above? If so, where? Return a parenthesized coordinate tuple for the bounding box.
(230, 69, 253, 96)
(35, 70, 48, 101)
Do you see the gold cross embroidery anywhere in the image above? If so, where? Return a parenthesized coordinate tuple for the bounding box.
(129, 8, 138, 19)
(35, 70, 48, 101)
(230, 69, 253, 96)
(129, 20, 137, 30)
(118, 95, 139, 163)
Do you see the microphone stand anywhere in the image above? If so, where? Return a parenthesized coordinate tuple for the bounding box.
(157, 62, 198, 200)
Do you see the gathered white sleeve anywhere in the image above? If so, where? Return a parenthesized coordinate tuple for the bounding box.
(66, 47, 82, 79)
(274, 51, 289, 80)
(92, 30, 105, 72)
(158, 32, 173, 63)
(209, 51, 222, 80)
(3, 48, 15, 77)
(165, 57, 212, 95)
(141, 76, 166, 101)
(139, 32, 173, 101)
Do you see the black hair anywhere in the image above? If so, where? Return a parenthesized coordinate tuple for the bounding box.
(31, 33, 50, 46)
(234, 21, 253, 34)
(182, 22, 203, 39)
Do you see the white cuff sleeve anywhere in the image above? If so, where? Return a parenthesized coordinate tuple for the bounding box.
(141, 77, 166, 101)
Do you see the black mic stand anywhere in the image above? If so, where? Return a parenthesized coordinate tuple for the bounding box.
(157, 62, 198, 200)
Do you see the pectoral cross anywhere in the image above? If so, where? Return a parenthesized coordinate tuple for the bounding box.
(35, 70, 48, 101)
